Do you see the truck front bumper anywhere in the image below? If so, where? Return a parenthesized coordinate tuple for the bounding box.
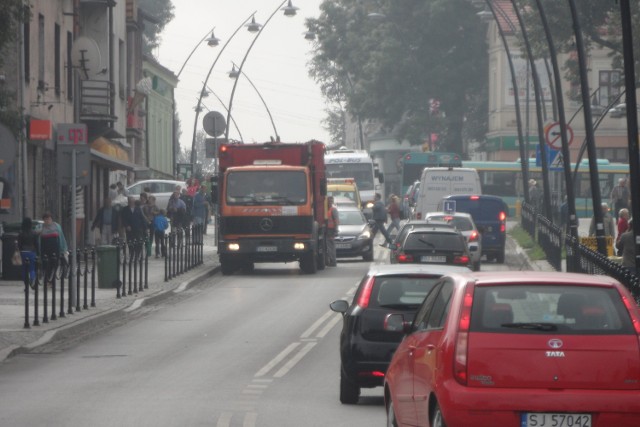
(218, 237, 315, 262)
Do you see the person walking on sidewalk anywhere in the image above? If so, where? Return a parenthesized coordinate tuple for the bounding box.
(18, 217, 38, 284)
(372, 193, 393, 247)
(326, 196, 339, 267)
(192, 185, 208, 234)
(616, 220, 636, 274)
(91, 196, 119, 245)
(40, 212, 68, 287)
(589, 202, 616, 238)
(610, 178, 630, 222)
(153, 209, 169, 258)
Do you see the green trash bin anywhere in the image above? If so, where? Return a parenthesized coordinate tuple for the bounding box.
(96, 245, 118, 289)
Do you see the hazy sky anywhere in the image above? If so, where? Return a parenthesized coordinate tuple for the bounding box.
(156, 0, 331, 151)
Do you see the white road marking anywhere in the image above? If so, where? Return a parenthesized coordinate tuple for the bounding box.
(273, 342, 316, 378)
(316, 313, 342, 338)
(243, 412, 258, 427)
(300, 310, 333, 339)
(254, 342, 300, 377)
(123, 298, 145, 312)
(216, 412, 233, 427)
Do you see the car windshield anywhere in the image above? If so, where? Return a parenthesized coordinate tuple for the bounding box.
(226, 171, 307, 205)
(471, 285, 635, 334)
(372, 276, 441, 308)
(403, 232, 464, 251)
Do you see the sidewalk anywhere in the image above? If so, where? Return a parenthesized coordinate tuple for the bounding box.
(0, 226, 220, 363)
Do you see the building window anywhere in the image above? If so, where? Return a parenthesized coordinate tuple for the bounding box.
(67, 32, 73, 101)
(23, 7, 30, 83)
(598, 70, 622, 107)
(38, 14, 44, 91)
(55, 23, 61, 96)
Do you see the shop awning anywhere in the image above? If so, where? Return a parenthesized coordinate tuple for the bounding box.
(90, 137, 146, 172)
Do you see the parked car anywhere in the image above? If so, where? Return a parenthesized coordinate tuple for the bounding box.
(393, 226, 472, 269)
(334, 205, 373, 261)
(438, 194, 508, 263)
(384, 271, 640, 427)
(423, 212, 482, 271)
(388, 220, 453, 264)
(329, 264, 471, 405)
(126, 179, 186, 210)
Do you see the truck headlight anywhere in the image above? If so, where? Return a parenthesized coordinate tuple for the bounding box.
(294, 242, 306, 250)
(227, 243, 240, 251)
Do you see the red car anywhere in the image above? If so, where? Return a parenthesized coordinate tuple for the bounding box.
(384, 271, 640, 427)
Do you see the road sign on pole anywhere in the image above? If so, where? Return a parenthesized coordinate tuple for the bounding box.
(545, 121, 574, 150)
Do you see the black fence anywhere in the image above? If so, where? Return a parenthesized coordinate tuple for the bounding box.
(520, 202, 640, 303)
(19, 224, 205, 329)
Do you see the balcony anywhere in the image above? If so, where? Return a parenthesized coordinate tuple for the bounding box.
(79, 79, 117, 122)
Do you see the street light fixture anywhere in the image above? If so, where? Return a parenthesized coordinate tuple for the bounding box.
(227, 62, 280, 141)
(176, 25, 219, 79)
(189, 11, 257, 165)
(224, 0, 299, 142)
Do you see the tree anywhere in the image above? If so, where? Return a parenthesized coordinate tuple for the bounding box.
(137, 0, 175, 56)
(306, 0, 488, 156)
(0, 1, 28, 135)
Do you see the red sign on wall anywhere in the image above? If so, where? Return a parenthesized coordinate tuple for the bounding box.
(29, 119, 52, 140)
(57, 123, 88, 145)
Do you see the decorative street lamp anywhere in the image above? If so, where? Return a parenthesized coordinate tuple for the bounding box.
(228, 63, 279, 141)
(176, 26, 220, 79)
(189, 11, 257, 165)
(224, 0, 299, 142)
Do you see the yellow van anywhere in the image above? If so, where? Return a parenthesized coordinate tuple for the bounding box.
(327, 178, 362, 209)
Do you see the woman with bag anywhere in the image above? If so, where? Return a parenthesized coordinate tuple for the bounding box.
(39, 212, 68, 287)
(17, 217, 38, 285)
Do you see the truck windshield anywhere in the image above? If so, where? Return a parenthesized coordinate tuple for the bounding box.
(226, 170, 307, 205)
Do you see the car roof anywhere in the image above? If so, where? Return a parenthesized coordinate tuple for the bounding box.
(336, 204, 362, 212)
(425, 211, 474, 220)
(406, 225, 459, 234)
(443, 271, 622, 288)
(366, 264, 472, 277)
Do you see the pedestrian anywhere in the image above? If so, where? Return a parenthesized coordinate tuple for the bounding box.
(120, 196, 147, 245)
(387, 194, 401, 235)
(91, 196, 119, 245)
(18, 217, 38, 284)
(372, 193, 393, 247)
(610, 178, 630, 222)
(616, 220, 636, 274)
(116, 181, 129, 198)
(326, 196, 339, 267)
(140, 192, 155, 255)
(528, 179, 541, 211)
(616, 208, 630, 254)
(166, 189, 187, 231)
(39, 211, 69, 287)
(180, 187, 194, 225)
(192, 185, 208, 234)
(108, 183, 118, 202)
(153, 209, 169, 258)
(589, 202, 616, 238)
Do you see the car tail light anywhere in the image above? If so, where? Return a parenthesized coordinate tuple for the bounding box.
(356, 276, 375, 308)
(498, 211, 506, 221)
(470, 195, 480, 200)
(454, 284, 474, 385)
(397, 253, 414, 263)
(468, 231, 479, 242)
(453, 255, 470, 265)
(621, 294, 640, 334)
(358, 371, 385, 378)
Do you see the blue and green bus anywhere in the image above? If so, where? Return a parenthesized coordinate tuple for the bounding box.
(461, 159, 629, 218)
(400, 151, 462, 195)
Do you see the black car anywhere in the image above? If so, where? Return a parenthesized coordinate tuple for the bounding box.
(329, 264, 471, 404)
(394, 226, 472, 268)
(388, 220, 453, 263)
(335, 205, 374, 261)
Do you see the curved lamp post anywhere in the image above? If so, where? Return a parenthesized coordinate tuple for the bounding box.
(474, 0, 529, 203)
(176, 26, 220, 78)
(201, 87, 244, 142)
(228, 62, 279, 141)
(224, 0, 299, 142)
(189, 11, 258, 165)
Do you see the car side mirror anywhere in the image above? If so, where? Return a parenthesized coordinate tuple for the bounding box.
(329, 300, 349, 314)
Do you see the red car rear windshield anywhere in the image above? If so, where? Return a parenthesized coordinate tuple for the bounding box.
(470, 285, 635, 335)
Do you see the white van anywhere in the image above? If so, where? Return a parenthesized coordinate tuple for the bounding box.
(414, 167, 481, 219)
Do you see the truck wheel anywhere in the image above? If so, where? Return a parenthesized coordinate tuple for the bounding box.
(300, 250, 318, 274)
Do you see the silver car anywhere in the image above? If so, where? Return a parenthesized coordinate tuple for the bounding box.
(126, 179, 187, 209)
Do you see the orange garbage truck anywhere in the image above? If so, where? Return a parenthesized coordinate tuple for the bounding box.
(216, 140, 327, 275)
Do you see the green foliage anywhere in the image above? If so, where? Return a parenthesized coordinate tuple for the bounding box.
(138, 0, 175, 56)
(509, 224, 546, 261)
(307, 0, 488, 154)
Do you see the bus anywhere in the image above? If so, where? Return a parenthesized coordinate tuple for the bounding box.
(462, 158, 629, 218)
(400, 151, 462, 196)
(325, 147, 382, 202)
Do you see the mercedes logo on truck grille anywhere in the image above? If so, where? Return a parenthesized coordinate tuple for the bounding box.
(259, 218, 274, 231)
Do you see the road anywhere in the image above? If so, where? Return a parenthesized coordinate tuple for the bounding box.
(0, 246, 513, 426)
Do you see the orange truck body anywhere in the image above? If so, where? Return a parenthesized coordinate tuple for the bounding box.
(216, 140, 327, 274)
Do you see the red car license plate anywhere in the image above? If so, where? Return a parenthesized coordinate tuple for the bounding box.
(522, 413, 591, 427)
